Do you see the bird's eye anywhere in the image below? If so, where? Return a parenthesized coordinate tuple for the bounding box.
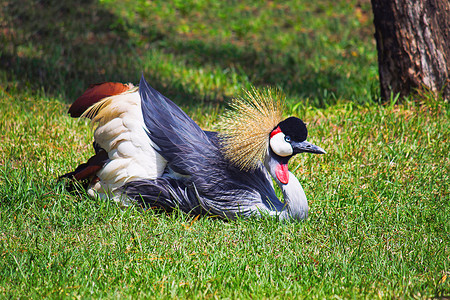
(284, 135, 291, 143)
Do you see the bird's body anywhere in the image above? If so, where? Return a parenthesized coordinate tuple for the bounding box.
(63, 76, 325, 220)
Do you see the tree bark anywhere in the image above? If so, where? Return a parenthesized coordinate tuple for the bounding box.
(371, 0, 450, 101)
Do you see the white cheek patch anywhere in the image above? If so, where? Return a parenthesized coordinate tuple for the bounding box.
(270, 132, 293, 157)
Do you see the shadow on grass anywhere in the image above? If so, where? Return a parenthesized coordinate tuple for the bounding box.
(1, 0, 144, 101)
(164, 38, 348, 103)
(0, 0, 362, 106)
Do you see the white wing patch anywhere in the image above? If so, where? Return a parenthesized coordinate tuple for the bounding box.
(85, 89, 167, 204)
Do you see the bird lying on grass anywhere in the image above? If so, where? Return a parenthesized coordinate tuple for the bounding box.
(61, 76, 325, 220)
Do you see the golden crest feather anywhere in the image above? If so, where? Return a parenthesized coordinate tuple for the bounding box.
(218, 87, 284, 171)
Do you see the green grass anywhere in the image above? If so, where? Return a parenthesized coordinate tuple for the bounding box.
(1, 0, 449, 298)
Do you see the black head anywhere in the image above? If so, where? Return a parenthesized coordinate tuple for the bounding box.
(277, 117, 308, 142)
(269, 117, 325, 157)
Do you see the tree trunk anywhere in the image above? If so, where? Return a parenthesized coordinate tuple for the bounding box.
(371, 0, 450, 101)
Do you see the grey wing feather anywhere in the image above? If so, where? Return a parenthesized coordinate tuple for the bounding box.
(123, 178, 205, 216)
(123, 177, 270, 219)
(139, 76, 216, 176)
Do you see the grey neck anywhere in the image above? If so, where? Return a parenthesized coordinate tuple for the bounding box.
(264, 155, 309, 221)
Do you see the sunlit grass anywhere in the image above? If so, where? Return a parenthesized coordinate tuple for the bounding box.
(1, 85, 448, 298)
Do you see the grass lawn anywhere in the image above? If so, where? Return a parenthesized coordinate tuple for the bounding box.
(1, 0, 449, 298)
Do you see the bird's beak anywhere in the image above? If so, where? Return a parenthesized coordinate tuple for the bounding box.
(292, 140, 326, 154)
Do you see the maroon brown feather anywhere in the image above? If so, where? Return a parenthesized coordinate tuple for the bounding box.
(68, 82, 133, 118)
(60, 149, 109, 182)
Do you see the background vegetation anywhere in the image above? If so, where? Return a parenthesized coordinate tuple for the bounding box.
(1, 0, 448, 298)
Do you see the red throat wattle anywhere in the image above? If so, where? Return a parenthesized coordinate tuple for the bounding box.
(275, 163, 289, 184)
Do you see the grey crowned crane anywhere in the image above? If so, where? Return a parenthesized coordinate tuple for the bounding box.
(62, 76, 325, 221)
